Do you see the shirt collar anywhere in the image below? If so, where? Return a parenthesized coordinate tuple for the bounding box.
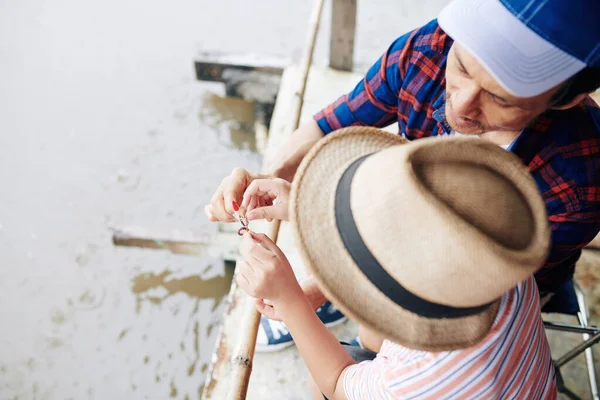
(432, 90, 452, 135)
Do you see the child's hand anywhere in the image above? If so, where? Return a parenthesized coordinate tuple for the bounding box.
(236, 231, 302, 305)
(254, 298, 284, 321)
(240, 178, 291, 222)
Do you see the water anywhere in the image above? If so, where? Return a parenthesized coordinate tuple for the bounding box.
(0, 0, 450, 398)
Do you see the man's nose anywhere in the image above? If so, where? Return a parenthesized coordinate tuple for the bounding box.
(452, 85, 480, 119)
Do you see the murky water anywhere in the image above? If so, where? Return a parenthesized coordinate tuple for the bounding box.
(0, 0, 452, 398)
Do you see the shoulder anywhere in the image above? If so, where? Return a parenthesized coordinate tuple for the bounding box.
(412, 18, 453, 54)
(392, 18, 453, 54)
(387, 19, 453, 78)
(529, 102, 600, 213)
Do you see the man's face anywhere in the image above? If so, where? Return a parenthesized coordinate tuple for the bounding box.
(444, 44, 561, 134)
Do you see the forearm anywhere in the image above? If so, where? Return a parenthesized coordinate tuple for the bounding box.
(300, 275, 328, 310)
(279, 291, 354, 399)
(266, 119, 324, 182)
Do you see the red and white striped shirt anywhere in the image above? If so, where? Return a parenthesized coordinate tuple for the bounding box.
(343, 276, 557, 399)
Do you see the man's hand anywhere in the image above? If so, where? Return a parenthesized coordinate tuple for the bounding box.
(241, 178, 291, 222)
(205, 120, 324, 223)
(204, 168, 269, 223)
(236, 231, 303, 307)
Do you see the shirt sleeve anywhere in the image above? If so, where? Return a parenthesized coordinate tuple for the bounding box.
(313, 30, 416, 134)
(342, 358, 395, 400)
(534, 206, 600, 292)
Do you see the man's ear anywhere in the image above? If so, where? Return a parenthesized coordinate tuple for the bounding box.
(550, 93, 589, 110)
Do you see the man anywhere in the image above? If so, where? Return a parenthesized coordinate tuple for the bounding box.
(206, 0, 600, 352)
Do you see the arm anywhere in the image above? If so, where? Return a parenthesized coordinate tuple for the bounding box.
(267, 29, 409, 182)
(236, 232, 354, 400)
(239, 179, 330, 316)
(268, 119, 325, 182)
(206, 32, 410, 221)
(300, 275, 328, 311)
(204, 120, 323, 222)
(237, 234, 399, 400)
(253, 276, 328, 321)
(278, 288, 354, 400)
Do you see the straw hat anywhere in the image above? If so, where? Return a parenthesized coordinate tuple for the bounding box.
(290, 127, 550, 351)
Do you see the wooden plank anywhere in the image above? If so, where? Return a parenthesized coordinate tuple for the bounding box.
(329, 0, 357, 71)
(110, 225, 240, 262)
(194, 51, 285, 109)
(194, 51, 288, 80)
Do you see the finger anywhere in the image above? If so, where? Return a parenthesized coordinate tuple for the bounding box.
(263, 298, 274, 306)
(239, 194, 258, 218)
(255, 299, 278, 320)
(247, 231, 270, 245)
(246, 205, 287, 221)
(241, 181, 260, 209)
(241, 179, 278, 208)
(210, 185, 236, 222)
(246, 231, 282, 255)
(258, 196, 273, 208)
(235, 272, 251, 294)
(204, 205, 219, 222)
(238, 260, 256, 280)
(240, 232, 272, 263)
(248, 195, 258, 213)
(223, 168, 249, 215)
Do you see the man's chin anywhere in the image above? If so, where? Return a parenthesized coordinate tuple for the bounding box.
(445, 102, 486, 134)
(446, 117, 485, 135)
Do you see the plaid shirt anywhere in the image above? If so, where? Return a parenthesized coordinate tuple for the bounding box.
(314, 19, 600, 293)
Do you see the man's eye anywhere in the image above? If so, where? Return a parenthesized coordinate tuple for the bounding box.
(490, 94, 511, 108)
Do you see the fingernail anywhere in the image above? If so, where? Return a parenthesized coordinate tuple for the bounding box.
(232, 201, 240, 212)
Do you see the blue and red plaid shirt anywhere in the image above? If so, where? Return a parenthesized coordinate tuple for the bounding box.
(314, 19, 600, 293)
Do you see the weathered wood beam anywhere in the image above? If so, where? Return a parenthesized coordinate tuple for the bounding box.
(194, 51, 286, 151)
(110, 225, 240, 262)
(194, 51, 286, 105)
(329, 0, 357, 71)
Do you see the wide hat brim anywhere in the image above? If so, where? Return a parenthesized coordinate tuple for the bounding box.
(291, 127, 511, 351)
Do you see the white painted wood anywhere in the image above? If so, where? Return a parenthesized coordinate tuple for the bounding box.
(329, 0, 357, 71)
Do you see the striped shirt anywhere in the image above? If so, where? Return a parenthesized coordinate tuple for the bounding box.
(342, 277, 557, 399)
(314, 19, 600, 295)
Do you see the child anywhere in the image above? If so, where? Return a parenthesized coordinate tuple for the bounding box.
(236, 127, 557, 399)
